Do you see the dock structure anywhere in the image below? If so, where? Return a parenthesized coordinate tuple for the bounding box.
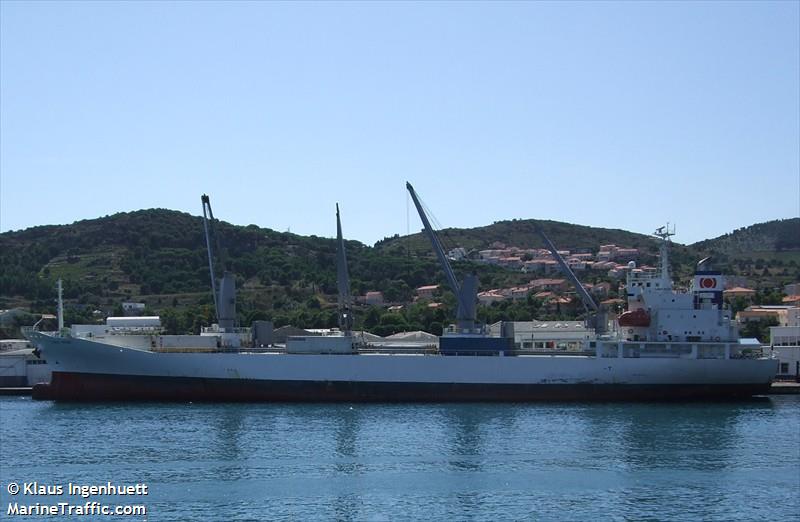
(768, 382, 800, 394)
(0, 387, 32, 396)
(3, 383, 798, 397)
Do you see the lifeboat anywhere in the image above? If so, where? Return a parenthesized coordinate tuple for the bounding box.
(617, 308, 651, 327)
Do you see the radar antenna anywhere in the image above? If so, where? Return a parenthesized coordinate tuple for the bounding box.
(653, 223, 676, 242)
(653, 223, 676, 282)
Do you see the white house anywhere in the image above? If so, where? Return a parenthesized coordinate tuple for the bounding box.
(784, 283, 800, 296)
(769, 307, 800, 379)
(478, 290, 506, 305)
(365, 291, 384, 306)
(489, 321, 595, 350)
(122, 302, 146, 316)
(416, 285, 440, 300)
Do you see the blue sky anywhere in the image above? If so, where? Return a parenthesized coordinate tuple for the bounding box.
(1, 1, 798, 246)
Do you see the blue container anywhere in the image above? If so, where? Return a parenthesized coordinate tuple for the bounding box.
(438, 336, 512, 356)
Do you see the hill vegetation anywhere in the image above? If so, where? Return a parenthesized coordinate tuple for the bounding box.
(688, 218, 800, 293)
(1, 211, 798, 338)
(376, 218, 661, 257)
(691, 218, 800, 256)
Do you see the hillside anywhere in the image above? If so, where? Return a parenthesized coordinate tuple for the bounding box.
(691, 218, 800, 256)
(1, 211, 797, 337)
(375, 218, 716, 283)
(2, 208, 455, 291)
(687, 218, 800, 290)
(376, 219, 661, 257)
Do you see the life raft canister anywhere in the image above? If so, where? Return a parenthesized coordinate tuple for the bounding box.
(618, 308, 651, 327)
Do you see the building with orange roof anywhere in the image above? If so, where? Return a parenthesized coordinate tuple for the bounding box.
(415, 285, 440, 300)
(365, 291, 384, 306)
(737, 306, 797, 326)
(723, 287, 756, 300)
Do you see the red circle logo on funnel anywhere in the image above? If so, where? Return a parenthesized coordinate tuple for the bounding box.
(700, 277, 717, 289)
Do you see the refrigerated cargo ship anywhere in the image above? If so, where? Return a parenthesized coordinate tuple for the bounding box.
(26, 190, 777, 402)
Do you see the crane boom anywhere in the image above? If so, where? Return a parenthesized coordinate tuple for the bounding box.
(201, 194, 219, 319)
(535, 225, 598, 313)
(535, 224, 607, 334)
(405, 182, 461, 298)
(201, 194, 236, 330)
(336, 203, 353, 335)
(406, 182, 477, 332)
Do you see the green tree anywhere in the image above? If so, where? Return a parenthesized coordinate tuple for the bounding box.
(739, 317, 779, 343)
(161, 308, 181, 334)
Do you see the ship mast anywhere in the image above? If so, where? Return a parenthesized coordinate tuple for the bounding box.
(653, 223, 675, 288)
(201, 194, 236, 331)
(534, 224, 607, 334)
(336, 204, 353, 336)
(57, 278, 64, 333)
(406, 182, 478, 333)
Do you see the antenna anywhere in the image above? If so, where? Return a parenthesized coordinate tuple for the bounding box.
(653, 222, 676, 242)
(653, 223, 676, 281)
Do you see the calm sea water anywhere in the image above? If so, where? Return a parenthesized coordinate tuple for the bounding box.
(1, 396, 798, 521)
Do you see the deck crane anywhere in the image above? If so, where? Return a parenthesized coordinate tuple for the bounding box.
(201, 194, 236, 331)
(406, 182, 480, 334)
(336, 203, 353, 336)
(283, 204, 356, 354)
(534, 224, 608, 335)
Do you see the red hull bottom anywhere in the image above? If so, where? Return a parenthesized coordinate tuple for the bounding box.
(32, 372, 772, 402)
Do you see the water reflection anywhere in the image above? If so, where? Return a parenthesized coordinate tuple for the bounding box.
(441, 404, 519, 471)
(332, 405, 363, 522)
(577, 401, 778, 521)
(212, 405, 245, 461)
(5, 397, 797, 521)
(579, 403, 772, 470)
(334, 406, 360, 462)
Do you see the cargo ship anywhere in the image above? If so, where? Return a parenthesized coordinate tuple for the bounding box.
(26, 188, 778, 402)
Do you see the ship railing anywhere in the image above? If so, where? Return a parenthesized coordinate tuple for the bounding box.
(628, 271, 661, 281)
(106, 327, 164, 336)
(610, 342, 770, 360)
(200, 326, 251, 335)
(434, 349, 595, 357)
(21, 326, 60, 335)
(357, 345, 439, 355)
(730, 347, 766, 359)
(512, 349, 595, 357)
(596, 341, 750, 359)
(437, 350, 501, 356)
(150, 346, 285, 354)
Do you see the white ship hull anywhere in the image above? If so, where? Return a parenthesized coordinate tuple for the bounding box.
(28, 332, 778, 402)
